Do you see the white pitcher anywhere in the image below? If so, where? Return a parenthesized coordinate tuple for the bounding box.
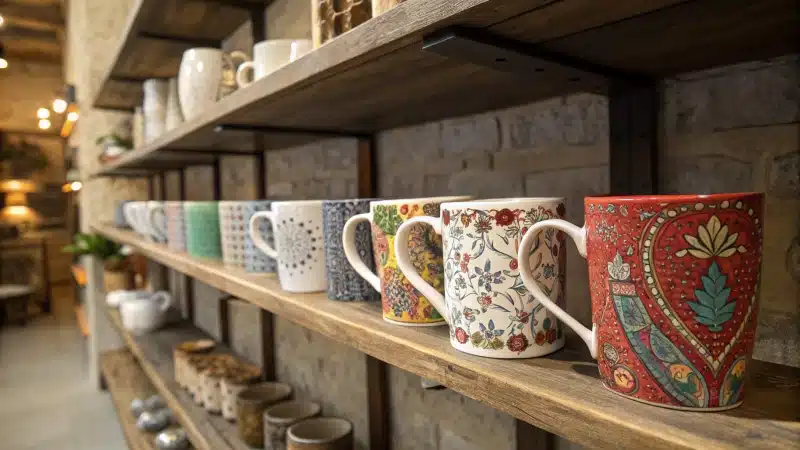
(119, 291, 173, 335)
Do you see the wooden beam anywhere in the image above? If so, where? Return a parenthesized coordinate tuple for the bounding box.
(0, 24, 60, 41)
(0, 2, 64, 30)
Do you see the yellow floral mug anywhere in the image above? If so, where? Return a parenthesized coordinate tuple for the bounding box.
(343, 197, 470, 326)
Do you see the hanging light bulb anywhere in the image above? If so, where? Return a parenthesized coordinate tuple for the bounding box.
(37, 108, 51, 119)
(0, 44, 7, 70)
(38, 119, 51, 130)
(0, 14, 5, 27)
(67, 111, 79, 122)
(53, 99, 68, 114)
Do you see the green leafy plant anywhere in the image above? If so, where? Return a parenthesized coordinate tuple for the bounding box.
(95, 134, 133, 150)
(0, 137, 49, 178)
(63, 233, 128, 271)
(687, 261, 735, 332)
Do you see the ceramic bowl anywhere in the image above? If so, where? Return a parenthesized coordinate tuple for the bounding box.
(136, 408, 172, 432)
(155, 429, 189, 450)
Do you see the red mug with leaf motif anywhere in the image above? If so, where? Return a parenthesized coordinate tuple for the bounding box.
(518, 193, 763, 410)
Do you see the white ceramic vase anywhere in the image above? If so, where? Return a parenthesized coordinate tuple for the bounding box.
(165, 77, 184, 131)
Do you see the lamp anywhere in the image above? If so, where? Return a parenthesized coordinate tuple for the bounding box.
(0, 179, 38, 193)
(0, 44, 7, 69)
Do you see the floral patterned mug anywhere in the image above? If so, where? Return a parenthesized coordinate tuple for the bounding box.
(395, 198, 567, 358)
(342, 196, 470, 326)
(518, 193, 764, 410)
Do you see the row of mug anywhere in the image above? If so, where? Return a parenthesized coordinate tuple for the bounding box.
(123, 192, 764, 410)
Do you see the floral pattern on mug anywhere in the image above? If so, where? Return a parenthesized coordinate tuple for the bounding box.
(372, 202, 444, 324)
(443, 205, 566, 354)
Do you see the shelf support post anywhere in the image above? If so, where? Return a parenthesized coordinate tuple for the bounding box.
(357, 135, 389, 450)
(609, 80, 659, 194)
(179, 169, 194, 322)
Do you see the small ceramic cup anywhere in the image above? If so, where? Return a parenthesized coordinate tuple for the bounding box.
(286, 417, 353, 450)
(323, 199, 380, 301)
(186, 356, 212, 404)
(264, 400, 322, 450)
(184, 201, 222, 259)
(165, 201, 187, 252)
(147, 201, 169, 243)
(173, 339, 215, 389)
(343, 196, 471, 326)
(219, 201, 276, 273)
(235, 39, 312, 88)
(249, 201, 327, 293)
(201, 366, 226, 414)
(106, 289, 150, 308)
(221, 365, 262, 421)
(236, 382, 293, 447)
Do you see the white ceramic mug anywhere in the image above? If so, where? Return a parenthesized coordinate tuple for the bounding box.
(146, 201, 168, 243)
(143, 79, 168, 142)
(395, 198, 567, 359)
(178, 48, 244, 120)
(106, 290, 150, 308)
(165, 77, 184, 131)
(235, 39, 312, 88)
(119, 291, 173, 335)
(123, 201, 150, 237)
(248, 200, 326, 293)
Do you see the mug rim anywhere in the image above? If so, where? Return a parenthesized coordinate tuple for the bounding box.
(322, 198, 379, 204)
(287, 417, 352, 444)
(371, 195, 471, 206)
(442, 197, 565, 209)
(271, 200, 325, 207)
(587, 192, 763, 203)
(218, 200, 271, 205)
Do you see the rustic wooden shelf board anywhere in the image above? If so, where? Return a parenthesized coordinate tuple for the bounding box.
(88, 0, 798, 177)
(105, 307, 251, 450)
(100, 348, 166, 450)
(93, 223, 800, 450)
(92, 0, 271, 110)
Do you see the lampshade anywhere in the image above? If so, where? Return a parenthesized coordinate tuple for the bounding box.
(5, 191, 27, 207)
(0, 179, 39, 193)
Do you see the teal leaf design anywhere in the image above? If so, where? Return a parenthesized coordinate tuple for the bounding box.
(615, 294, 650, 331)
(687, 261, 734, 332)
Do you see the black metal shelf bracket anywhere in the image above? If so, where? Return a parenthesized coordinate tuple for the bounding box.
(214, 124, 371, 140)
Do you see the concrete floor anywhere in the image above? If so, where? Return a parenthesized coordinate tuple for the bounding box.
(0, 295, 127, 450)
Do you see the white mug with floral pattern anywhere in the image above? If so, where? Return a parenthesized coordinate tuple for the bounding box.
(395, 198, 567, 358)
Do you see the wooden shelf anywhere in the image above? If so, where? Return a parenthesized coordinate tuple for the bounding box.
(92, 0, 269, 110)
(88, 0, 798, 176)
(100, 348, 180, 450)
(93, 223, 800, 450)
(105, 307, 251, 450)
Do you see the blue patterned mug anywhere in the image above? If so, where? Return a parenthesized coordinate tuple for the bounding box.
(323, 199, 380, 301)
(219, 201, 277, 273)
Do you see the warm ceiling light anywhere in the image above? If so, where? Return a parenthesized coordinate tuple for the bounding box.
(0, 14, 5, 27)
(37, 108, 51, 119)
(70, 181, 83, 192)
(53, 99, 68, 114)
(0, 44, 6, 69)
(67, 111, 79, 122)
(38, 118, 51, 129)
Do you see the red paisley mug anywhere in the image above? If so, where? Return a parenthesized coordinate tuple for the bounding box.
(518, 193, 764, 410)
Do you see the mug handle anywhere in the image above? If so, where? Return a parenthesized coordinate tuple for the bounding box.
(148, 205, 168, 241)
(151, 291, 173, 312)
(235, 61, 255, 88)
(122, 204, 137, 229)
(249, 211, 278, 259)
(342, 213, 380, 291)
(518, 219, 598, 358)
(394, 217, 449, 324)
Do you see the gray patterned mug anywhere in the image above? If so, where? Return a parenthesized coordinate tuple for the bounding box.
(323, 199, 380, 301)
(219, 201, 277, 273)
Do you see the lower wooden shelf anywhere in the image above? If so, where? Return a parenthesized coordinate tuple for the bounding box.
(100, 348, 171, 450)
(94, 223, 800, 450)
(106, 308, 250, 450)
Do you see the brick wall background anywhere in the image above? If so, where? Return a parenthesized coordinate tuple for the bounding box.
(73, 0, 799, 448)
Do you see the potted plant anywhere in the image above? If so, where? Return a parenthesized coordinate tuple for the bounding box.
(96, 134, 133, 162)
(0, 137, 49, 179)
(63, 233, 133, 292)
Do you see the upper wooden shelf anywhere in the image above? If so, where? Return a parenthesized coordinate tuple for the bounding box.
(106, 307, 251, 450)
(92, 223, 800, 450)
(91, 0, 268, 110)
(88, 0, 799, 176)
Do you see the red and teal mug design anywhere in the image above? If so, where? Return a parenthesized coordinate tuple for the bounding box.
(518, 193, 763, 410)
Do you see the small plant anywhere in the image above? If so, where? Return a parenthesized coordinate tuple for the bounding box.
(63, 233, 129, 271)
(96, 134, 133, 151)
(0, 137, 49, 178)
